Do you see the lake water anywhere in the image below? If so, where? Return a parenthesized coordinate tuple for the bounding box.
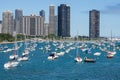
(0, 41, 120, 80)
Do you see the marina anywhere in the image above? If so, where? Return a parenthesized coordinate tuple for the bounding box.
(0, 39, 120, 80)
(0, 0, 120, 79)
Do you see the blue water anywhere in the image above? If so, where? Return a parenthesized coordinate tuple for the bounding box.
(0, 41, 120, 80)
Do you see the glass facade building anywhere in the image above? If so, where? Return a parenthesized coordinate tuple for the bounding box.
(15, 9, 23, 34)
(58, 4, 70, 37)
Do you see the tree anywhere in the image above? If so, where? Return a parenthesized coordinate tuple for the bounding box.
(0, 33, 14, 42)
(17, 34, 25, 41)
(47, 34, 56, 40)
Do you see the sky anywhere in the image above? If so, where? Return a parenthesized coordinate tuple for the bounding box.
(0, 0, 120, 37)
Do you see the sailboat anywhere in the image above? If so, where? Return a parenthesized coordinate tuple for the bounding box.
(107, 51, 116, 58)
(74, 33, 82, 62)
(4, 32, 19, 69)
(107, 31, 116, 58)
(17, 53, 28, 61)
(84, 57, 96, 63)
(74, 56, 82, 62)
(18, 34, 29, 61)
(47, 52, 58, 60)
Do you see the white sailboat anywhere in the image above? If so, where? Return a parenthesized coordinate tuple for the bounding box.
(107, 51, 116, 58)
(4, 32, 19, 69)
(9, 33, 19, 60)
(74, 56, 82, 62)
(74, 33, 82, 62)
(18, 54, 28, 61)
(57, 51, 65, 56)
(4, 61, 19, 69)
(107, 31, 116, 58)
(18, 34, 29, 61)
(48, 52, 58, 60)
(94, 52, 101, 56)
(3, 48, 14, 53)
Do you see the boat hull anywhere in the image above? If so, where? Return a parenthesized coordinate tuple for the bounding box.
(4, 61, 19, 69)
(74, 57, 82, 62)
(84, 60, 96, 63)
(18, 57, 28, 61)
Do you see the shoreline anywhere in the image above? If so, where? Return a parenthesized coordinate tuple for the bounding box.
(0, 38, 119, 45)
(0, 41, 23, 44)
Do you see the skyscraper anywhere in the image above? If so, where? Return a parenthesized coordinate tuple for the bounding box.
(0, 21, 2, 33)
(54, 16, 58, 36)
(58, 4, 70, 37)
(15, 9, 23, 34)
(40, 10, 45, 21)
(89, 9, 100, 38)
(49, 4, 55, 35)
(2, 11, 14, 35)
(44, 23, 49, 36)
(40, 10, 45, 36)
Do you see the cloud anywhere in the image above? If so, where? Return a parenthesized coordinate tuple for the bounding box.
(81, 3, 120, 15)
(101, 3, 120, 14)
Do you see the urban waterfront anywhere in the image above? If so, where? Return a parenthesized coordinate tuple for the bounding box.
(0, 39, 120, 80)
(0, 0, 120, 80)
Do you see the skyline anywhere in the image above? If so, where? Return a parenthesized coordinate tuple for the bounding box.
(0, 0, 120, 37)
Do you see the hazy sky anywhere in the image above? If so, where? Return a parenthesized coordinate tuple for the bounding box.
(0, 0, 120, 37)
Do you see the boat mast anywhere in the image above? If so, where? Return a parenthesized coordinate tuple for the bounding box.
(76, 31, 79, 57)
(13, 31, 17, 55)
(111, 30, 112, 42)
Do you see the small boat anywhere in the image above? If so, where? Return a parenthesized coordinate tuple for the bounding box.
(4, 31, 19, 69)
(4, 52, 18, 69)
(107, 54, 114, 58)
(48, 53, 58, 60)
(22, 49, 29, 55)
(65, 48, 70, 53)
(108, 51, 116, 55)
(9, 54, 18, 60)
(18, 55, 28, 61)
(18, 48, 29, 61)
(94, 52, 101, 56)
(57, 51, 65, 56)
(4, 61, 19, 69)
(107, 51, 116, 58)
(3, 48, 14, 53)
(4, 45, 8, 49)
(81, 48, 88, 52)
(74, 33, 82, 63)
(74, 56, 82, 62)
(84, 57, 96, 63)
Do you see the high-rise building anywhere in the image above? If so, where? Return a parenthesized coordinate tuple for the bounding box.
(23, 14, 44, 36)
(49, 4, 55, 35)
(54, 15, 58, 36)
(40, 10, 45, 21)
(44, 23, 49, 36)
(89, 9, 100, 38)
(0, 21, 2, 33)
(40, 10, 45, 36)
(2, 11, 14, 35)
(15, 9, 23, 34)
(58, 4, 70, 37)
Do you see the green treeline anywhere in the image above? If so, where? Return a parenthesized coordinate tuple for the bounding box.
(0, 33, 106, 42)
(0, 33, 25, 42)
(0, 33, 14, 42)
